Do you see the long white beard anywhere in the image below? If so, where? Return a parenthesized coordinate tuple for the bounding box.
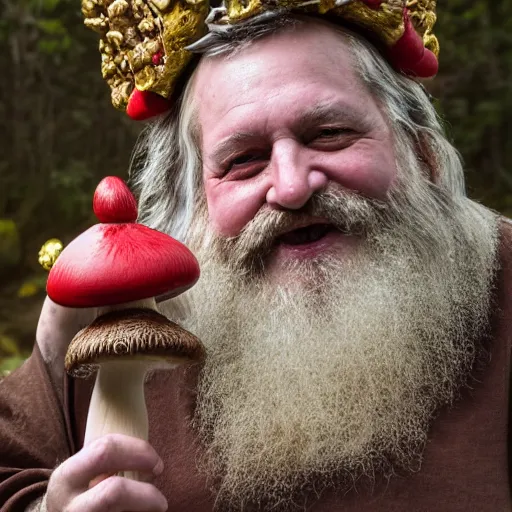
(163, 160, 499, 510)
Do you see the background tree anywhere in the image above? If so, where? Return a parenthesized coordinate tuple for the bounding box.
(1, 0, 511, 373)
(434, 0, 512, 212)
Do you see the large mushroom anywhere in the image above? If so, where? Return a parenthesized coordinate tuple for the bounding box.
(47, 176, 203, 478)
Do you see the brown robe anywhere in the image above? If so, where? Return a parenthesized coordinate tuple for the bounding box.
(1, 221, 511, 512)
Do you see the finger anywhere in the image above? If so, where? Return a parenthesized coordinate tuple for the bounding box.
(67, 476, 168, 512)
(59, 434, 163, 490)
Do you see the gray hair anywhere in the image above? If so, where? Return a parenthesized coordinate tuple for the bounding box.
(130, 15, 471, 241)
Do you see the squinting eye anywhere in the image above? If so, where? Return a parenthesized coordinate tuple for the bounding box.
(231, 154, 261, 166)
(226, 152, 268, 172)
(317, 127, 353, 138)
(305, 127, 359, 149)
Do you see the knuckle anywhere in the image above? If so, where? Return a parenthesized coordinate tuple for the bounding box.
(47, 463, 81, 511)
(48, 462, 71, 495)
(50, 471, 66, 492)
(54, 459, 75, 485)
(90, 435, 117, 465)
(48, 463, 62, 485)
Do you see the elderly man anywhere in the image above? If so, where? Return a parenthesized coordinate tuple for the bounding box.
(0, 1, 510, 511)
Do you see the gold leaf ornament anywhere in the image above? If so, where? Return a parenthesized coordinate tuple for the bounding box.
(82, 0, 208, 112)
(407, 0, 439, 56)
(83, 0, 438, 115)
(39, 239, 64, 271)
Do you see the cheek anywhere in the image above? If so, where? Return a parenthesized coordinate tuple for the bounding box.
(204, 178, 267, 237)
(326, 144, 397, 200)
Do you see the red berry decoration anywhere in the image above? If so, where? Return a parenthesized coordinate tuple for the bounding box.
(151, 51, 164, 66)
(126, 89, 172, 121)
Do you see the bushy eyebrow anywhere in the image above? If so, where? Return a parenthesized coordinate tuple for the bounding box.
(297, 102, 366, 130)
(209, 102, 369, 166)
(210, 132, 262, 167)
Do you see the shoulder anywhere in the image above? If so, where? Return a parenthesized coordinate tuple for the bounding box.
(493, 217, 512, 354)
(497, 217, 512, 272)
(498, 216, 512, 236)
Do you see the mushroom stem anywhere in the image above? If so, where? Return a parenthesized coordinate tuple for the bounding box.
(97, 297, 157, 316)
(84, 360, 149, 445)
(85, 359, 151, 480)
(68, 299, 203, 483)
(83, 297, 158, 480)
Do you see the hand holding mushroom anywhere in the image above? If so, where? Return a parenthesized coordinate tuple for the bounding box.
(46, 176, 204, 479)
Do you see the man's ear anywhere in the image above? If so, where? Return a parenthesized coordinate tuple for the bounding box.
(415, 131, 439, 183)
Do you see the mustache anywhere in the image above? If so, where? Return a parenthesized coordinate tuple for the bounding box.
(212, 186, 389, 275)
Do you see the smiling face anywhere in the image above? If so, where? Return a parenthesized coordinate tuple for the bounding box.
(193, 22, 397, 276)
(160, 20, 500, 509)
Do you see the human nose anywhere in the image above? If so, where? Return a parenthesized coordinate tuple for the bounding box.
(266, 139, 327, 210)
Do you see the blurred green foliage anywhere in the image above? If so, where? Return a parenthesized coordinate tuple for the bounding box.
(0, 0, 140, 373)
(0, 219, 21, 273)
(0, 0, 512, 373)
(435, 0, 512, 212)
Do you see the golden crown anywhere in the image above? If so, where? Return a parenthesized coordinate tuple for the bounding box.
(82, 0, 438, 120)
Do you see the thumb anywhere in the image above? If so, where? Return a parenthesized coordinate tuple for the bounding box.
(36, 296, 97, 385)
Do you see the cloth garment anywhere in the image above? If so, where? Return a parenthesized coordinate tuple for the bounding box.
(1, 221, 511, 512)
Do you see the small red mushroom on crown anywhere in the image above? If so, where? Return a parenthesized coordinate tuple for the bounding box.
(47, 176, 204, 480)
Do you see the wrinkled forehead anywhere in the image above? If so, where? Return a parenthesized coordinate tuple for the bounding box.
(191, 21, 365, 128)
(194, 20, 356, 102)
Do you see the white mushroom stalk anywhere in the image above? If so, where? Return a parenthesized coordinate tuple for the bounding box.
(84, 297, 157, 448)
(68, 301, 203, 482)
(86, 359, 150, 443)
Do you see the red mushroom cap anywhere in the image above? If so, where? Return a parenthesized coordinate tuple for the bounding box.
(46, 177, 200, 308)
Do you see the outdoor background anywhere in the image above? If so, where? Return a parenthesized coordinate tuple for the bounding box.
(1, 0, 512, 375)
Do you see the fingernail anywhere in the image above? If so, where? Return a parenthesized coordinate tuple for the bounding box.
(153, 458, 164, 476)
